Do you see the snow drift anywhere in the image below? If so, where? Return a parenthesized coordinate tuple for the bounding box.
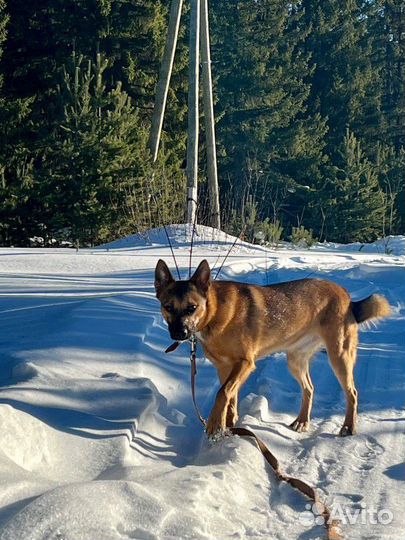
(0, 226, 404, 539)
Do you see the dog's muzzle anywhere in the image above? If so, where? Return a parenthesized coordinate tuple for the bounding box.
(169, 325, 190, 342)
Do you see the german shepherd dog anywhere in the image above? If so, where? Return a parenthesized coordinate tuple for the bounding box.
(155, 259, 391, 437)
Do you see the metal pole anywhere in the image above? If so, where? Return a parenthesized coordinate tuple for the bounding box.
(200, 0, 220, 229)
(186, 0, 200, 224)
(149, 0, 183, 163)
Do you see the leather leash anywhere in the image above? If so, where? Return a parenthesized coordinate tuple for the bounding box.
(165, 337, 207, 426)
(165, 338, 342, 540)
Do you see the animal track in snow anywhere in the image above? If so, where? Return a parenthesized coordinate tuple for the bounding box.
(350, 436, 385, 474)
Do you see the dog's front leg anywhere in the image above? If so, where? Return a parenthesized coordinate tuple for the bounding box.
(206, 359, 255, 436)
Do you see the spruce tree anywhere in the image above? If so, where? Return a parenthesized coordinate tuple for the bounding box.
(300, 0, 405, 239)
(0, 0, 402, 244)
(375, 1, 405, 231)
(320, 130, 385, 242)
(0, 0, 188, 244)
(301, 0, 380, 152)
(0, 0, 35, 245)
(38, 52, 157, 246)
(210, 0, 328, 232)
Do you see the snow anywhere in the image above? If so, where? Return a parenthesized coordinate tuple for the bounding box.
(100, 225, 405, 257)
(318, 235, 405, 257)
(0, 224, 404, 540)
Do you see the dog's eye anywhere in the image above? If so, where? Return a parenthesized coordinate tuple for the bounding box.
(164, 304, 174, 313)
(185, 305, 197, 315)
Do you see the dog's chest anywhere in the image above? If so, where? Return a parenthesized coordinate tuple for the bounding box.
(195, 331, 205, 344)
(195, 331, 233, 366)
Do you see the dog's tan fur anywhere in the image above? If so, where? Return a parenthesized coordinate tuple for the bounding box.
(155, 259, 391, 437)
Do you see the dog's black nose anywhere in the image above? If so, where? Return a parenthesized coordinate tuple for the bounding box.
(170, 328, 189, 341)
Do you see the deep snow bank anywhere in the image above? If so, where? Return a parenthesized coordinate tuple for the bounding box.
(0, 231, 404, 540)
(99, 224, 405, 257)
(98, 224, 246, 251)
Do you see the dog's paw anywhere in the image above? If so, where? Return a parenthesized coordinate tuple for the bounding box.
(205, 412, 227, 437)
(289, 418, 310, 433)
(207, 428, 231, 443)
(339, 424, 356, 437)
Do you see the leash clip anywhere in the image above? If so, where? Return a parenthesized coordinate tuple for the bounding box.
(189, 334, 197, 357)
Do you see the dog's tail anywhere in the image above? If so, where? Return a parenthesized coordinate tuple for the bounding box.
(351, 294, 391, 324)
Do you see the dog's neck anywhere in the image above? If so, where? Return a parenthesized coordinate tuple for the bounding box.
(196, 282, 220, 333)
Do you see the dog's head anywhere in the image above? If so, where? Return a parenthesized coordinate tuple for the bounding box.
(154, 259, 211, 341)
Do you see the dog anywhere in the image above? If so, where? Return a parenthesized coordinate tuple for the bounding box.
(154, 259, 391, 437)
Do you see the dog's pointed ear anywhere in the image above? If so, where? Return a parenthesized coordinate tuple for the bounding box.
(155, 260, 175, 297)
(190, 260, 211, 294)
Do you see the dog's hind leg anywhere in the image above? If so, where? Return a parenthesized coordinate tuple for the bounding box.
(322, 322, 359, 436)
(287, 349, 316, 432)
